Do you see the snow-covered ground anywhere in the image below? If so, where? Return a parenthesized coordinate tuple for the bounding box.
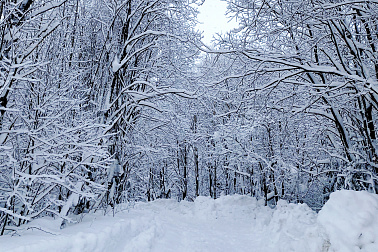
(1, 190, 377, 252)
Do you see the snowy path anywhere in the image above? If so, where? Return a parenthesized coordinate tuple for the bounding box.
(137, 202, 259, 252)
(1, 191, 378, 252)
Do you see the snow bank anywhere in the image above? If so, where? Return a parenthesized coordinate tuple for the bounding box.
(0, 214, 159, 252)
(318, 190, 378, 252)
(191, 195, 262, 220)
(263, 200, 325, 252)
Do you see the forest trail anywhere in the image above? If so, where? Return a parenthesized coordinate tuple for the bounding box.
(1, 191, 377, 252)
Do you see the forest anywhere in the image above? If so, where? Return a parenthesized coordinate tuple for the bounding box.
(1, 0, 378, 235)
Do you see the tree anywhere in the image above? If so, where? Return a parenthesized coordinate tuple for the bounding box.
(208, 0, 378, 204)
(0, 0, 115, 234)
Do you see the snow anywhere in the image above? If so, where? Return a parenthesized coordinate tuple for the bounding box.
(112, 56, 122, 73)
(318, 190, 378, 252)
(1, 191, 377, 252)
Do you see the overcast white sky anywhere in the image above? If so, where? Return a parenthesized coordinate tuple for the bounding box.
(195, 0, 238, 45)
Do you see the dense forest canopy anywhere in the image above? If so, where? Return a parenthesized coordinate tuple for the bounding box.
(0, 0, 377, 234)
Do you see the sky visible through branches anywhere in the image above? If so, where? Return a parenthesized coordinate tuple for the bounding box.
(196, 0, 237, 45)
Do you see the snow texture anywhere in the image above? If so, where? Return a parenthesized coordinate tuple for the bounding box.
(318, 190, 378, 252)
(0, 191, 377, 252)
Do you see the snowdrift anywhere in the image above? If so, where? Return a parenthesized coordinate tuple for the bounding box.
(0, 190, 377, 252)
(318, 190, 378, 252)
